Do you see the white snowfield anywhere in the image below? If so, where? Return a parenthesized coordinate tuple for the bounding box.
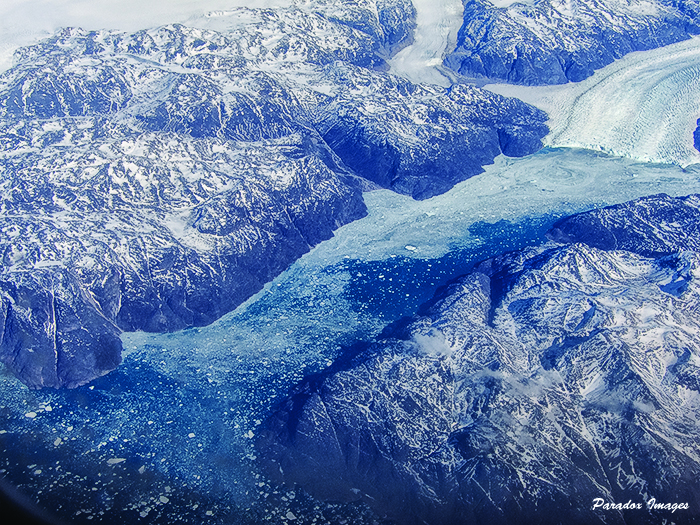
(487, 36, 700, 167)
(0, 0, 293, 72)
(387, 0, 464, 86)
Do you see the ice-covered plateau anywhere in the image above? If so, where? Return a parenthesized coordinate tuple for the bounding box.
(260, 193, 700, 525)
(446, 0, 700, 85)
(0, 2, 548, 388)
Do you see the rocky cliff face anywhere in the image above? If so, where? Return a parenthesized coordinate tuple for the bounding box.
(0, 126, 367, 389)
(260, 194, 700, 524)
(548, 193, 700, 256)
(445, 0, 700, 85)
(0, 3, 548, 388)
(311, 63, 547, 199)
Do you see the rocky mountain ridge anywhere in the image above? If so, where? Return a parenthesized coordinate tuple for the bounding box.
(446, 0, 700, 84)
(0, 2, 548, 388)
(260, 193, 700, 524)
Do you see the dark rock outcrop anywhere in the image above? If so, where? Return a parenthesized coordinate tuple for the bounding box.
(260, 194, 700, 524)
(313, 64, 548, 199)
(445, 0, 700, 85)
(547, 193, 700, 256)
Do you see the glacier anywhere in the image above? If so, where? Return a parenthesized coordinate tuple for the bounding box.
(2, 150, 700, 523)
(386, 0, 463, 86)
(487, 36, 700, 167)
(1, 0, 700, 523)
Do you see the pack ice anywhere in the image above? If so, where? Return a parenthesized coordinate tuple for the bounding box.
(261, 194, 700, 524)
(0, 1, 547, 388)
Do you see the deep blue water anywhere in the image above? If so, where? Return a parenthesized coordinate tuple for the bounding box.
(3, 148, 700, 523)
(342, 214, 561, 322)
(0, 214, 560, 524)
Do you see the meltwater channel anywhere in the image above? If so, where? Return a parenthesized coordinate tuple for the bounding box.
(1, 147, 700, 524)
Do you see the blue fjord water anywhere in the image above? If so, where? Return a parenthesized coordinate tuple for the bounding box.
(2, 148, 700, 523)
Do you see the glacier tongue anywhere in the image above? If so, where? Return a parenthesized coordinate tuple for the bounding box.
(387, 0, 463, 86)
(487, 36, 700, 167)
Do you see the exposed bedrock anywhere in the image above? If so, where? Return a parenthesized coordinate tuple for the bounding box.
(445, 0, 700, 85)
(259, 194, 700, 524)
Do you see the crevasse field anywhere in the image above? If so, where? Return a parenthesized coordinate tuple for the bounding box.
(487, 36, 700, 167)
(1, 1, 700, 524)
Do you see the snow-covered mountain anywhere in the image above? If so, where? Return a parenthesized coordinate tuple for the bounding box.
(260, 193, 700, 524)
(0, 3, 548, 389)
(3, 0, 700, 524)
(311, 63, 547, 198)
(446, 0, 700, 84)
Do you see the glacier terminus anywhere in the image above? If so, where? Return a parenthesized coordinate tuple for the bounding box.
(0, 0, 700, 524)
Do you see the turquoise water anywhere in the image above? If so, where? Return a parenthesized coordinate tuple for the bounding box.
(2, 148, 700, 523)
